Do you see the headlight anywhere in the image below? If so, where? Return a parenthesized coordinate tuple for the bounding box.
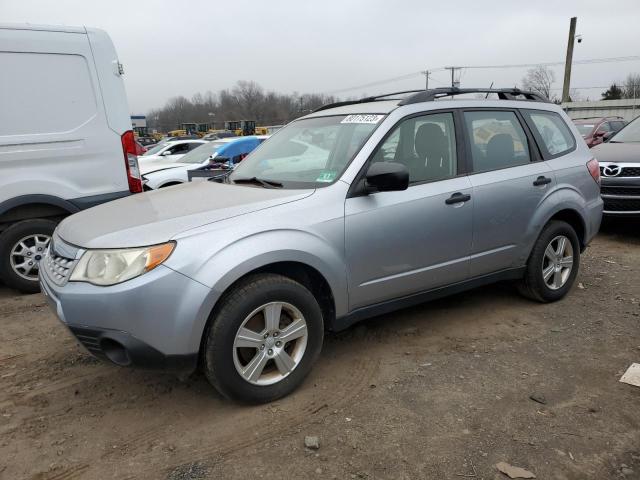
(70, 242, 175, 286)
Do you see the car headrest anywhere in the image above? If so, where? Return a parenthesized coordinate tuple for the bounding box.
(415, 123, 446, 159)
(486, 133, 514, 162)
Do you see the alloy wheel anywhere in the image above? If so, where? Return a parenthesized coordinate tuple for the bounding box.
(541, 235, 574, 290)
(9, 234, 51, 281)
(232, 302, 308, 386)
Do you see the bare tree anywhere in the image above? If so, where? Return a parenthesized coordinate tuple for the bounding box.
(147, 81, 337, 132)
(521, 66, 555, 100)
(623, 73, 640, 99)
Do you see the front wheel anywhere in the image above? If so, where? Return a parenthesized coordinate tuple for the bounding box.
(203, 273, 324, 403)
(0, 219, 56, 294)
(518, 220, 580, 303)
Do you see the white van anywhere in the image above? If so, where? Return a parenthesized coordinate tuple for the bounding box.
(0, 23, 142, 293)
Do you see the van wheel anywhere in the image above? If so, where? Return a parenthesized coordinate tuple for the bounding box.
(0, 219, 56, 294)
(203, 273, 323, 403)
(518, 220, 580, 303)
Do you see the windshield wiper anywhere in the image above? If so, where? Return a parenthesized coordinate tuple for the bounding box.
(232, 176, 283, 188)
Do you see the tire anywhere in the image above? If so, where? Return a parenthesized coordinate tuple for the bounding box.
(0, 219, 57, 294)
(203, 273, 324, 403)
(518, 220, 580, 303)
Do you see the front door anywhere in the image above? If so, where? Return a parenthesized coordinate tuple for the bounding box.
(345, 111, 473, 310)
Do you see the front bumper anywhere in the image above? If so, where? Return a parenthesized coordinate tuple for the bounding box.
(40, 260, 215, 373)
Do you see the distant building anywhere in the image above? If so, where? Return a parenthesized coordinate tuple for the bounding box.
(562, 99, 640, 122)
(131, 115, 147, 135)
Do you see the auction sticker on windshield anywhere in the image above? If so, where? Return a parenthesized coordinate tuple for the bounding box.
(316, 171, 338, 182)
(341, 114, 385, 124)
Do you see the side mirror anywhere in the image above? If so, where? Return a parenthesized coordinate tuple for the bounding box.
(365, 162, 409, 193)
(594, 130, 607, 138)
(161, 150, 173, 156)
(603, 131, 615, 142)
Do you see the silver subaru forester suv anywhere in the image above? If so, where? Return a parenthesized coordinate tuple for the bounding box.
(40, 88, 603, 403)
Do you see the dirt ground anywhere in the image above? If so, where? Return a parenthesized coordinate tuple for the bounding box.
(1, 219, 639, 480)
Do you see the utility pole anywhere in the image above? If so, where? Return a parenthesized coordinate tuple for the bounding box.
(421, 70, 429, 90)
(562, 17, 577, 104)
(445, 67, 460, 88)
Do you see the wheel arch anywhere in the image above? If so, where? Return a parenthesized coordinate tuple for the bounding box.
(158, 181, 183, 188)
(0, 195, 78, 230)
(521, 203, 588, 270)
(546, 208, 586, 250)
(195, 258, 340, 365)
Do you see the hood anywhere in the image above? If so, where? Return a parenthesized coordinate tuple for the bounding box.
(139, 156, 182, 174)
(591, 142, 640, 164)
(142, 162, 191, 176)
(57, 182, 314, 249)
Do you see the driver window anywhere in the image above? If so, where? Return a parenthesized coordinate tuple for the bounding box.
(372, 112, 457, 184)
(168, 144, 190, 155)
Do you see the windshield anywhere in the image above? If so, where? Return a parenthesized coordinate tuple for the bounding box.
(144, 143, 169, 156)
(574, 123, 594, 137)
(611, 117, 640, 143)
(229, 114, 383, 188)
(179, 141, 227, 164)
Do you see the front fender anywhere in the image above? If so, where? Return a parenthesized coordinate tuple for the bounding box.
(166, 228, 348, 343)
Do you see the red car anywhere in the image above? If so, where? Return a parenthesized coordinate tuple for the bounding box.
(572, 117, 627, 148)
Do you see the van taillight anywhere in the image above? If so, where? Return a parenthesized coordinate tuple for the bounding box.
(587, 158, 600, 185)
(121, 130, 143, 193)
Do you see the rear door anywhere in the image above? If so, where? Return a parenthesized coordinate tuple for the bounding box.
(462, 109, 555, 277)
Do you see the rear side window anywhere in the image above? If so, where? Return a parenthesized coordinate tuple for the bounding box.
(0, 52, 97, 136)
(522, 110, 576, 157)
(464, 111, 531, 173)
(611, 121, 626, 131)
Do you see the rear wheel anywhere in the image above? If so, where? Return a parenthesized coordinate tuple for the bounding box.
(0, 219, 56, 293)
(518, 220, 580, 303)
(203, 273, 324, 403)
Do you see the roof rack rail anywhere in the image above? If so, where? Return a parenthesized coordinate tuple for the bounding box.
(398, 87, 548, 105)
(313, 87, 549, 113)
(313, 90, 426, 112)
(572, 115, 625, 120)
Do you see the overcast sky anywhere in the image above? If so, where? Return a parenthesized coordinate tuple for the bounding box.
(5, 0, 640, 113)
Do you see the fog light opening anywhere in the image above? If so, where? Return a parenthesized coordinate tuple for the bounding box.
(101, 338, 131, 366)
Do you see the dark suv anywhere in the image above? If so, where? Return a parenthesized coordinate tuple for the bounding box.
(592, 115, 640, 217)
(573, 117, 627, 148)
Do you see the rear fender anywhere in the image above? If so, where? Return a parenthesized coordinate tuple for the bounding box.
(519, 185, 589, 265)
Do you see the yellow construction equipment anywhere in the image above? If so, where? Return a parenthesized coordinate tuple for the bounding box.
(224, 120, 256, 136)
(168, 129, 187, 137)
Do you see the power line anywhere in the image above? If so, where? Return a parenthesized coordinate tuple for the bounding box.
(462, 55, 640, 70)
(549, 84, 640, 90)
(325, 72, 423, 95)
(324, 55, 640, 95)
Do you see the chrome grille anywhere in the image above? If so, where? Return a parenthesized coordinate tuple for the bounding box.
(43, 236, 78, 286)
(600, 165, 640, 178)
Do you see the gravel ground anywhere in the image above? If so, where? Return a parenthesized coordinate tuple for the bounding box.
(0, 219, 639, 480)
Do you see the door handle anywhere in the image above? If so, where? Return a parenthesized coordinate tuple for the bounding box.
(533, 176, 552, 186)
(445, 192, 471, 205)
